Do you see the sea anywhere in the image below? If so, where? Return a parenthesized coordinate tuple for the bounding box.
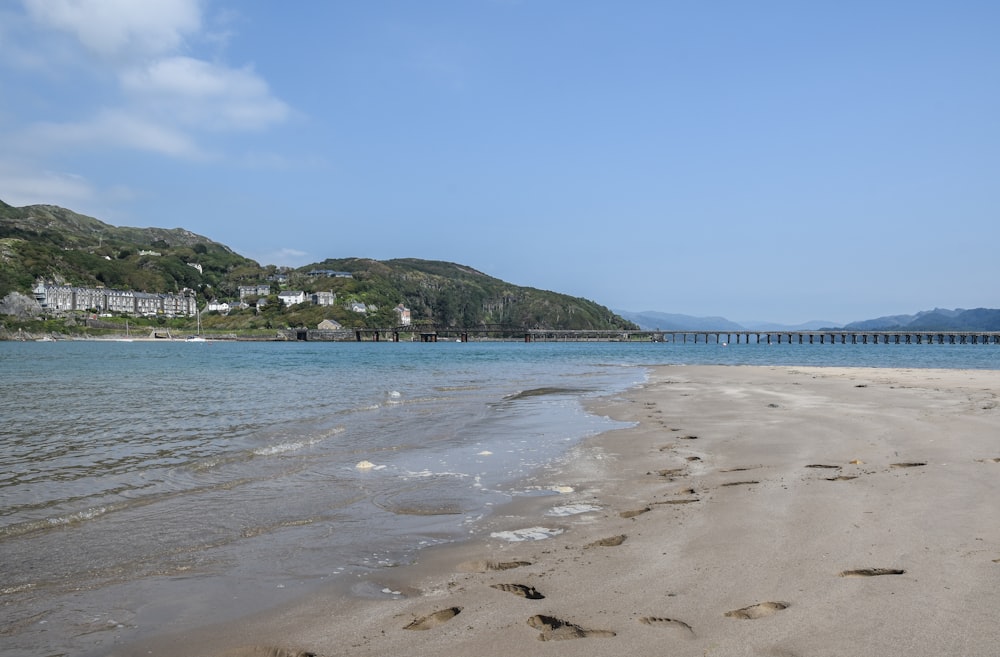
(2, 338, 999, 656)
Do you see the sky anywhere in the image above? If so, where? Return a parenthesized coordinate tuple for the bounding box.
(1, 1, 998, 325)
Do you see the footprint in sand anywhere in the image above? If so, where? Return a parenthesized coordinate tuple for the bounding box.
(839, 568, 905, 577)
(490, 583, 545, 599)
(721, 480, 759, 487)
(805, 464, 841, 469)
(639, 616, 694, 635)
(724, 602, 789, 619)
(891, 462, 927, 468)
(527, 615, 615, 641)
(976, 458, 1000, 463)
(620, 507, 650, 518)
(458, 560, 531, 573)
(584, 534, 627, 548)
(826, 475, 858, 481)
(404, 607, 462, 630)
(655, 468, 686, 478)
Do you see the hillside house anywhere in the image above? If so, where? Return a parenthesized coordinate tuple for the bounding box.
(348, 302, 367, 314)
(32, 282, 196, 316)
(106, 290, 135, 314)
(312, 291, 336, 306)
(134, 292, 161, 316)
(394, 303, 411, 326)
(206, 299, 230, 314)
(317, 319, 343, 330)
(238, 284, 271, 299)
(278, 290, 306, 306)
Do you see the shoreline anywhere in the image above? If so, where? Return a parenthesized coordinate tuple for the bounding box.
(111, 365, 1000, 657)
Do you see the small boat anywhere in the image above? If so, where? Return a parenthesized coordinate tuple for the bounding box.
(115, 320, 134, 342)
(186, 306, 206, 341)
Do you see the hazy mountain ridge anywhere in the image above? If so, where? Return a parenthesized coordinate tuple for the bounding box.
(616, 310, 837, 332)
(619, 307, 1000, 332)
(846, 308, 1000, 331)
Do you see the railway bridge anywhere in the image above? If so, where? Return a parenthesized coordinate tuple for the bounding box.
(285, 326, 1000, 345)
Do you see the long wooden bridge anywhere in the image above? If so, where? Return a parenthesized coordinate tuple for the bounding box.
(286, 326, 1000, 345)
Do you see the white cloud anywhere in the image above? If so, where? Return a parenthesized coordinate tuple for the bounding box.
(27, 109, 205, 158)
(122, 57, 290, 130)
(10, 0, 292, 160)
(253, 247, 312, 267)
(23, 0, 201, 59)
(0, 162, 96, 207)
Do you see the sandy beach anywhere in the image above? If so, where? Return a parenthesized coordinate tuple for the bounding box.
(115, 365, 1000, 657)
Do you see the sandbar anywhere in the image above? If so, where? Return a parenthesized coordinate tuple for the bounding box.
(114, 366, 1000, 657)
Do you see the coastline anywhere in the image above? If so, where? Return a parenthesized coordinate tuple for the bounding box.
(111, 365, 1000, 657)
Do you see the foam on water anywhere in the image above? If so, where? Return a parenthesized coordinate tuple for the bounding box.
(490, 526, 565, 541)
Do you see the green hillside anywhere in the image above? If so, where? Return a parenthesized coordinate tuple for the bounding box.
(0, 199, 256, 299)
(0, 199, 635, 332)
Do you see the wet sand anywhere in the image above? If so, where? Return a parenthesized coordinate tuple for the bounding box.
(113, 365, 1000, 657)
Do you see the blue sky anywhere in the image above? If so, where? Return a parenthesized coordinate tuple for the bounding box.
(1, 1, 998, 325)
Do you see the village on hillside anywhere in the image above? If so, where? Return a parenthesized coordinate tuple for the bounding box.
(30, 274, 413, 330)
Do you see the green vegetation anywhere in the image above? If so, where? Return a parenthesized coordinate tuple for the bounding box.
(0, 199, 253, 299)
(0, 199, 636, 334)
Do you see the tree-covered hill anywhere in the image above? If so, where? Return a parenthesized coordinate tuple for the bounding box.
(0, 199, 635, 331)
(294, 257, 633, 330)
(0, 199, 257, 299)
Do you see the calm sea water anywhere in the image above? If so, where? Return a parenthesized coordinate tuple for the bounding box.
(2, 339, 999, 656)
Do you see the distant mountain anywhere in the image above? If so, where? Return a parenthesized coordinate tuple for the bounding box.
(737, 320, 840, 331)
(615, 310, 745, 331)
(618, 305, 1000, 332)
(615, 310, 841, 332)
(843, 308, 1000, 331)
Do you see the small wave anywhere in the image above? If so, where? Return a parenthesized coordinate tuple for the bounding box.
(1, 583, 36, 595)
(1, 504, 121, 539)
(402, 470, 470, 479)
(252, 430, 337, 457)
(48, 506, 110, 525)
(253, 441, 308, 456)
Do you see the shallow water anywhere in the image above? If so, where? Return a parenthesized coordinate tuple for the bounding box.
(1, 338, 998, 656)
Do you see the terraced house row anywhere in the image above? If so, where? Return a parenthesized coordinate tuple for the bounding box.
(33, 282, 198, 317)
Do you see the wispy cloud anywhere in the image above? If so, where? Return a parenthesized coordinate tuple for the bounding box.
(25, 109, 206, 158)
(252, 247, 312, 268)
(23, 0, 201, 59)
(13, 0, 291, 157)
(121, 56, 290, 131)
(0, 161, 95, 207)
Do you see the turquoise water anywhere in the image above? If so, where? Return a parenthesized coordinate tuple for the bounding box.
(1, 339, 998, 655)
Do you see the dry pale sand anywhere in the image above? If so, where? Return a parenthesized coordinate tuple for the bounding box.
(117, 365, 1000, 657)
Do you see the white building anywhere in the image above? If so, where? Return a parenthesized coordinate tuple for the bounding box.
(312, 291, 336, 306)
(394, 303, 411, 326)
(278, 290, 306, 306)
